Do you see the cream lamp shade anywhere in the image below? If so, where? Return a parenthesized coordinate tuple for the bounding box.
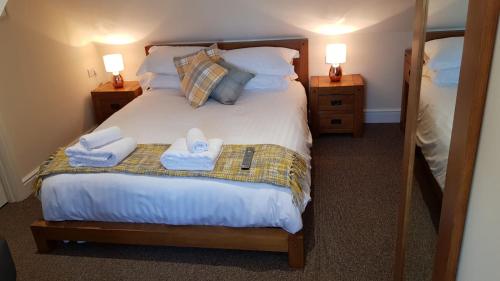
(326, 44, 347, 66)
(103, 54, 124, 75)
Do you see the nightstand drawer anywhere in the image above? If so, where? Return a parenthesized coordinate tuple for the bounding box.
(319, 112, 354, 131)
(91, 81, 142, 124)
(318, 95, 354, 112)
(98, 98, 131, 115)
(317, 87, 355, 95)
(310, 75, 364, 137)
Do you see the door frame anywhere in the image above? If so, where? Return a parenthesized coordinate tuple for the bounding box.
(0, 114, 21, 202)
(0, 176, 7, 207)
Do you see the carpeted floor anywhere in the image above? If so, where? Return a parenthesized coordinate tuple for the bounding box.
(404, 179, 437, 281)
(0, 124, 434, 281)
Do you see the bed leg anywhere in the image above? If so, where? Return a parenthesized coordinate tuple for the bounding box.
(288, 231, 304, 268)
(31, 228, 56, 253)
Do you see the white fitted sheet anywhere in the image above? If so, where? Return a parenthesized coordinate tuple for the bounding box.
(41, 81, 312, 233)
(416, 77, 457, 189)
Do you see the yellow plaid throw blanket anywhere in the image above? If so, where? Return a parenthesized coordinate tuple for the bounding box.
(34, 144, 308, 206)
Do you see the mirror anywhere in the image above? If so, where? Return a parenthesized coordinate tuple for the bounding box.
(406, 1, 468, 279)
(396, 0, 469, 280)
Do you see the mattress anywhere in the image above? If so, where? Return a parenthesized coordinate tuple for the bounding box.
(416, 77, 458, 189)
(41, 81, 312, 234)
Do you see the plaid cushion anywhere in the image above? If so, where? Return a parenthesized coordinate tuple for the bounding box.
(173, 44, 221, 80)
(180, 51, 228, 108)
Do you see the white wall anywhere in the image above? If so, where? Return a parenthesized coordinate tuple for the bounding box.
(58, 0, 416, 123)
(456, 18, 500, 281)
(0, 0, 105, 200)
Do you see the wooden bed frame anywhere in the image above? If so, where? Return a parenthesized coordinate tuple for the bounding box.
(400, 30, 464, 230)
(31, 38, 310, 268)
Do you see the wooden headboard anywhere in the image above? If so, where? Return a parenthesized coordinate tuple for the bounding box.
(426, 30, 465, 41)
(144, 38, 309, 95)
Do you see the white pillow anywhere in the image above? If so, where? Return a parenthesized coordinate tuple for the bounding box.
(244, 75, 290, 90)
(136, 46, 205, 76)
(221, 47, 298, 76)
(138, 73, 153, 90)
(423, 64, 460, 86)
(149, 74, 181, 89)
(424, 37, 464, 71)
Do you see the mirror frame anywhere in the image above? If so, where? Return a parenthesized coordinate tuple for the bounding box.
(395, 0, 500, 280)
(394, 0, 428, 280)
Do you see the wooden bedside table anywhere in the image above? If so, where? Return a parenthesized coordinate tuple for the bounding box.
(91, 81, 142, 124)
(310, 74, 365, 137)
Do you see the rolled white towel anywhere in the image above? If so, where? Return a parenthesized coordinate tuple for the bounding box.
(186, 128, 209, 153)
(65, 137, 137, 167)
(161, 138, 223, 171)
(79, 126, 122, 150)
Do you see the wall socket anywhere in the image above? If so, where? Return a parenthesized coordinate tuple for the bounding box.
(87, 68, 97, 78)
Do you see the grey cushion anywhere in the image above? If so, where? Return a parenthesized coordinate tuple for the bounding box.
(0, 236, 16, 281)
(211, 60, 255, 105)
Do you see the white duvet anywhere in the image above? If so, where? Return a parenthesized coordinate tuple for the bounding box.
(416, 77, 457, 189)
(41, 81, 312, 233)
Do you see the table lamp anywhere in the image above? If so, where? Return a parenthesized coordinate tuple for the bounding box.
(103, 54, 125, 88)
(326, 44, 346, 82)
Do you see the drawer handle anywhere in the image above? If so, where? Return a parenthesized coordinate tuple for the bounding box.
(110, 103, 122, 111)
(331, 119, 342, 125)
(331, 100, 342, 106)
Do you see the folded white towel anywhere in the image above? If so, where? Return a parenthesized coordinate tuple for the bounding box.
(186, 128, 209, 153)
(79, 126, 122, 150)
(65, 137, 137, 167)
(161, 138, 223, 171)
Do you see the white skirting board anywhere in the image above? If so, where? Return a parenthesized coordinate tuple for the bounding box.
(364, 108, 401, 123)
(17, 125, 98, 202)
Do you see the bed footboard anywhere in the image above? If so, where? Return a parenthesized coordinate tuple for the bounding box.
(30, 220, 304, 268)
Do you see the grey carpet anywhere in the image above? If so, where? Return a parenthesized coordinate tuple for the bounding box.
(0, 124, 434, 281)
(404, 180, 438, 281)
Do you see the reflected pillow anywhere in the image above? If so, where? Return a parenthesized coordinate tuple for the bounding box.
(423, 64, 460, 86)
(424, 37, 464, 71)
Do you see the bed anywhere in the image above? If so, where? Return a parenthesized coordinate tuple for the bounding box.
(417, 77, 457, 190)
(31, 39, 311, 268)
(414, 75, 458, 229)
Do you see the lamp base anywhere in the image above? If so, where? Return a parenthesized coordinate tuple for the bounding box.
(329, 65, 343, 82)
(112, 74, 124, 88)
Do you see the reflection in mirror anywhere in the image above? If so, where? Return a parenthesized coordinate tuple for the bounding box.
(404, 179, 437, 281)
(403, 0, 468, 280)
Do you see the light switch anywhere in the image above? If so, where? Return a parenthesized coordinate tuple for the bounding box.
(87, 68, 97, 78)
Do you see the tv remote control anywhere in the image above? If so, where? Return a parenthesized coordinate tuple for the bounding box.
(241, 147, 255, 170)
